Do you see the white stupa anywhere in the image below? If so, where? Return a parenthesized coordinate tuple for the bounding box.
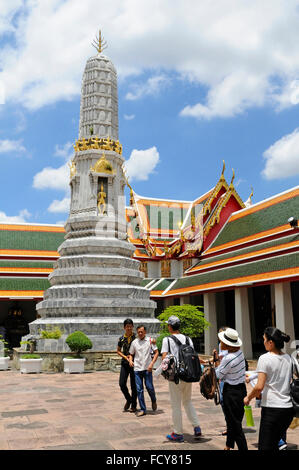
(29, 32, 159, 350)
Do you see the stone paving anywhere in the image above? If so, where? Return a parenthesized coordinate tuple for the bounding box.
(0, 363, 298, 451)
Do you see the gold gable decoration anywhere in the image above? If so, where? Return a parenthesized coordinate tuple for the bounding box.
(203, 160, 229, 217)
(90, 152, 115, 175)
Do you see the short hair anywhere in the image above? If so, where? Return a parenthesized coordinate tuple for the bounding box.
(137, 325, 146, 331)
(123, 318, 133, 327)
(169, 322, 180, 331)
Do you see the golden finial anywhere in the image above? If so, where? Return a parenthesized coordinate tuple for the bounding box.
(92, 30, 107, 54)
(221, 160, 225, 179)
(249, 186, 253, 202)
(229, 168, 235, 187)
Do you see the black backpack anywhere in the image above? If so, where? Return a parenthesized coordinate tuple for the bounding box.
(169, 335, 202, 383)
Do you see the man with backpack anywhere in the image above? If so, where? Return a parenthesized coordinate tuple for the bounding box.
(161, 315, 202, 442)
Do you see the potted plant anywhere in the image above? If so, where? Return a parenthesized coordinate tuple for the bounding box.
(156, 304, 210, 353)
(63, 331, 93, 373)
(0, 335, 10, 370)
(19, 353, 43, 374)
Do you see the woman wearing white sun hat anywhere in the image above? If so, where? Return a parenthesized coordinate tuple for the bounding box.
(213, 327, 248, 451)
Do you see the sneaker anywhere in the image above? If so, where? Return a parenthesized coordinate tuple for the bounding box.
(278, 439, 287, 450)
(194, 426, 202, 438)
(137, 411, 146, 417)
(152, 401, 157, 411)
(166, 432, 184, 442)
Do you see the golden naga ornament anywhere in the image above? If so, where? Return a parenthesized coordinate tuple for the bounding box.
(90, 152, 114, 174)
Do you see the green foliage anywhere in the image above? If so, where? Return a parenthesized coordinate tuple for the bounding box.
(39, 327, 62, 339)
(20, 354, 41, 359)
(65, 331, 93, 358)
(0, 335, 9, 357)
(155, 331, 171, 353)
(156, 305, 210, 350)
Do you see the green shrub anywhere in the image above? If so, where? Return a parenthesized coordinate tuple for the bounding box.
(40, 327, 62, 339)
(0, 335, 9, 357)
(65, 331, 92, 358)
(156, 305, 210, 352)
(21, 354, 41, 359)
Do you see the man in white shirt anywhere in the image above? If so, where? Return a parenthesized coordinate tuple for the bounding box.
(129, 325, 159, 417)
(161, 315, 202, 442)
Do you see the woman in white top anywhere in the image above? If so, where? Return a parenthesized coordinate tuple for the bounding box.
(244, 327, 295, 451)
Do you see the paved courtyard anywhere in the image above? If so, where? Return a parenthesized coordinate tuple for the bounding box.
(0, 364, 298, 451)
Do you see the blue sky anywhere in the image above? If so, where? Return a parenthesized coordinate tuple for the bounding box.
(0, 0, 298, 225)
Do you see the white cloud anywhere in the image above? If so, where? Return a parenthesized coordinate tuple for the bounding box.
(48, 197, 70, 214)
(275, 80, 299, 110)
(0, 0, 298, 118)
(33, 162, 69, 191)
(262, 128, 299, 180)
(33, 141, 74, 214)
(0, 139, 26, 154)
(180, 72, 268, 119)
(54, 142, 73, 159)
(0, 0, 22, 35)
(0, 208, 31, 223)
(124, 114, 135, 120)
(125, 75, 168, 101)
(124, 146, 159, 181)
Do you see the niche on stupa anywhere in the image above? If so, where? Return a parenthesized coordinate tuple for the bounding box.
(89, 151, 115, 215)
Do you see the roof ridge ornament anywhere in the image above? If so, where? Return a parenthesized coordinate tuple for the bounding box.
(220, 160, 225, 179)
(92, 30, 108, 54)
(229, 168, 235, 187)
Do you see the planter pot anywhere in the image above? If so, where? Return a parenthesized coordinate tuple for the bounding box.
(63, 358, 85, 374)
(0, 356, 10, 370)
(20, 358, 43, 374)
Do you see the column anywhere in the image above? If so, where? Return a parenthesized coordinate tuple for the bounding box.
(180, 295, 190, 305)
(204, 292, 218, 355)
(164, 297, 174, 308)
(274, 282, 295, 354)
(235, 287, 253, 359)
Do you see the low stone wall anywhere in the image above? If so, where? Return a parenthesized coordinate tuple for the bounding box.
(12, 348, 122, 373)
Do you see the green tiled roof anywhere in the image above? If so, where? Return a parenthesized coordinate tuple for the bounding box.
(191, 233, 299, 270)
(0, 261, 54, 268)
(169, 252, 299, 292)
(140, 279, 153, 287)
(152, 278, 175, 291)
(0, 230, 64, 251)
(0, 278, 50, 291)
(212, 196, 299, 248)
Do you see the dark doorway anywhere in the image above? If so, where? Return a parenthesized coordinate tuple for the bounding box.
(251, 285, 272, 355)
(0, 300, 38, 349)
(154, 299, 164, 317)
(224, 290, 235, 329)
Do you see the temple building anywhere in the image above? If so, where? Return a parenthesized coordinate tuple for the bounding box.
(0, 171, 298, 357)
(0, 32, 298, 358)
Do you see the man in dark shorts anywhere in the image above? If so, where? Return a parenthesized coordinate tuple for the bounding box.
(117, 319, 137, 412)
